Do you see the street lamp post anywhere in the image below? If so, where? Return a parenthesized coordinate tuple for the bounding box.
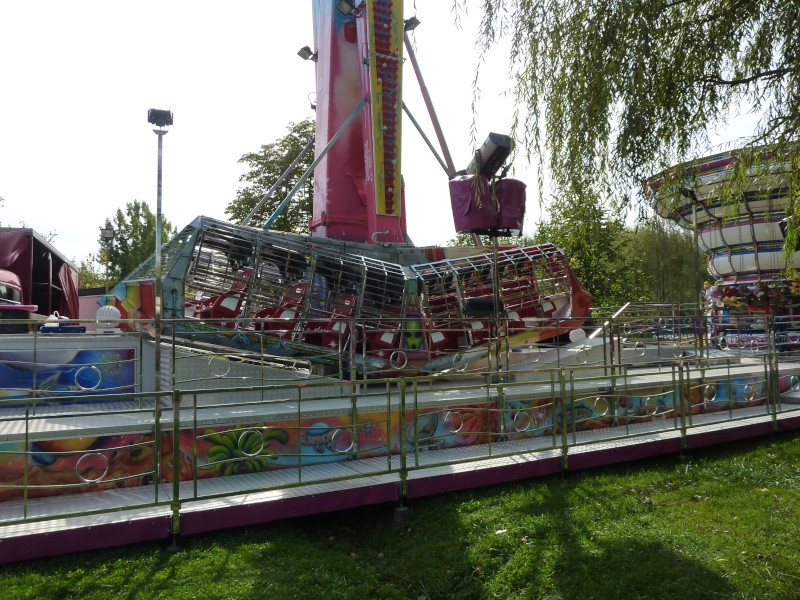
(99, 227, 115, 293)
(148, 108, 178, 549)
(147, 108, 173, 394)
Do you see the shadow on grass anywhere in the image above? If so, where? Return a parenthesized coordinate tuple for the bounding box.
(551, 537, 736, 599)
(6, 431, 797, 598)
(176, 432, 799, 597)
(451, 474, 739, 599)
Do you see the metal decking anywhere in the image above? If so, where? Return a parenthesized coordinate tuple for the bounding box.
(2, 325, 800, 564)
(2, 382, 799, 563)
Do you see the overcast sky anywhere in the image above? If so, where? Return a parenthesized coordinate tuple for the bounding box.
(0, 1, 758, 266)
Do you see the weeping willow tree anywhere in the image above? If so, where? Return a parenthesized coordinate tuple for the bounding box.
(462, 0, 800, 248)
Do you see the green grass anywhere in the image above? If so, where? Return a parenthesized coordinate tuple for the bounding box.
(3, 432, 800, 599)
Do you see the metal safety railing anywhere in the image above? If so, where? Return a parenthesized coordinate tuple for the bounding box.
(1, 311, 800, 532)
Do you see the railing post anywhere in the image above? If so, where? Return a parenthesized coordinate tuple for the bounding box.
(393, 376, 412, 523)
(489, 377, 500, 456)
(361, 321, 368, 392)
(23, 404, 30, 519)
(153, 389, 162, 504)
(620, 365, 628, 434)
(349, 317, 356, 390)
(168, 388, 182, 552)
(549, 370, 558, 449)
(726, 359, 734, 419)
(559, 367, 569, 471)
(399, 378, 408, 499)
(677, 361, 688, 450)
(569, 370, 578, 446)
(608, 318, 616, 378)
(497, 377, 506, 441)
(192, 392, 199, 499)
(338, 323, 344, 383)
(297, 386, 303, 483)
(767, 348, 780, 432)
(350, 375, 359, 455)
(385, 381, 393, 473)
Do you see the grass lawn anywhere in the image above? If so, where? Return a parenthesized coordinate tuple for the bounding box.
(2, 431, 799, 599)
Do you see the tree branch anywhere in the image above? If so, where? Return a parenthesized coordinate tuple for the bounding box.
(702, 67, 792, 86)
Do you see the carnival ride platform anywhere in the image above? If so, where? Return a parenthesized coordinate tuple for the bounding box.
(1, 318, 799, 563)
(1, 400, 798, 563)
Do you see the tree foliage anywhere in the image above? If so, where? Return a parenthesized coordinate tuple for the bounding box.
(226, 119, 315, 233)
(627, 218, 700, 304)
(78, 257, 106, 290)
(529, 191, 697, 306)
(102, 200, 176, 282)
(467, 0, 799, 195)
(447, 232, 528, 247)
(531, 192, 641, 307)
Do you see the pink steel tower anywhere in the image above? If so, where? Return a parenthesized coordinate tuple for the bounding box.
(308, 0, 408, 244)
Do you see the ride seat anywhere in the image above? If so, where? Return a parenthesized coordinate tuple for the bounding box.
(321, 294, 358, 350)
(193, 269, 253, 329)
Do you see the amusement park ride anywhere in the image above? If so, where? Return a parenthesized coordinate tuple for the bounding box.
(103, 0, 592, 377)
(648, 147, 800, 349)
(2, 0, 800, 564)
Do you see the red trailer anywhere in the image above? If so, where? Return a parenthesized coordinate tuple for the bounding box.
(0, 228, 79, 318)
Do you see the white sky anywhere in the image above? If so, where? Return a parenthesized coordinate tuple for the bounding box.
(0, 1, 759, 265)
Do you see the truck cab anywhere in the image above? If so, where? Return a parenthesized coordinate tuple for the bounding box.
(0, 269, 23, 305)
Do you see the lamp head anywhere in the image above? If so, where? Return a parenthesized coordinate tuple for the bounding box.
(147, 108, 173, 128)
(404, 16, 421, 31)
(297, 46, 317, 61)
(336, 0, 356, 15)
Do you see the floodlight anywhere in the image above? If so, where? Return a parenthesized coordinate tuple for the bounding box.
(336, 0, 355, 15)
(147, 108, 173, 128)
(298, 46, 317, 61)
(465, 133, 512, 178)
(404, 16, 421, 31)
